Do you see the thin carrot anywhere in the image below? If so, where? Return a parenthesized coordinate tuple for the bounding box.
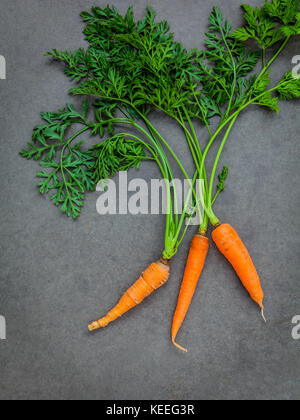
(172, 234, 209, 352)
(212, 224, 265, 318)
(89, 259, 170, 331)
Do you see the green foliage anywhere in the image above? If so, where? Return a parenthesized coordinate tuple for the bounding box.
(217, 166, 229, 193)
(264, 0, 300, 36)
(20, 102, 98, 219)
(22, 2, 300, 222)
(45, 49, 91, 82)
(45, 5, 259, 124)
(232, 74, 257, 109)
(233, 4, 281, 48)
(264, 0, 300, 25)
(21, 102, 149, 219)
(21, 101, 89, 162)
(250, 71, 280, 112)
(233, 1, 300, 48)
(47, 4, 287, 126)
(47, 5, 201, 121)
(196, 6, 260, 117)
(277, 72, 300, 99)
(253, 91, 280, 112)
(39, 142, 95, 219)
(91, 135, 148, 182)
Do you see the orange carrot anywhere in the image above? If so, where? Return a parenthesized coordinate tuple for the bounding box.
(89, 259, 170, 331)
(172, 234, 209, 352)
(212, 224, 265, 319)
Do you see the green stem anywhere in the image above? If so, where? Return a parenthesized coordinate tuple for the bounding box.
(197, 80, 282, 225)
(211, 190, 220, 206)
(177, 108, 200, 172)
(173, 169, 203, 244)
(142, 103, 209, 237)
(192, 37, 291, 210)
(207, 116, 238, 223)
(90, 96, 194, 186)
(146, 124, 179, 225)
(181, 108, 209, 231)
(129, 123, 175, 252)
(256, 37, 291, 82)
(130, 118, 203, 233)
(135, 118, 191, 181)
(198, 111, 239, 184)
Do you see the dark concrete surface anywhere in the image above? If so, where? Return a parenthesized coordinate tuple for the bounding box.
(0, 0, 299, 400)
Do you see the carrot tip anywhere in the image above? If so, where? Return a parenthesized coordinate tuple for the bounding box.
(260, 307, 267, 323)
(88, 321, 100, 331)
(172, 339, 188, 353)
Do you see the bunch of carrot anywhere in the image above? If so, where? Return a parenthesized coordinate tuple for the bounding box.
(88, 0, 299, 351)
(22, 0, 300, 352)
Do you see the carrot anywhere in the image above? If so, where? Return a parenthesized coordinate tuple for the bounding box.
(88, 259, 170, 331)
(212, 224, 265, 319)
(172, 234, 209, 352)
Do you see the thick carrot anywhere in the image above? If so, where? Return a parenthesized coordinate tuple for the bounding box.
(88, 259, 170, 331)
(212, 224, 265, 317)
(172, 234, 209, 352)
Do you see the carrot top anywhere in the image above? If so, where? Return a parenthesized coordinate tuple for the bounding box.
(20, 1, 300, 235)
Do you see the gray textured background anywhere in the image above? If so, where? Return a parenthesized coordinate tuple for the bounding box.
(0, 0, 299, 400)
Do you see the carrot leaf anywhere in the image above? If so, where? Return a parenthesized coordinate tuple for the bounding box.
(21, 102, 98, 219)
(233, 1, 300, 48)
(217, 165, 229, 193)
(91, 135, 148, 183)
(277, 72, 300, 100)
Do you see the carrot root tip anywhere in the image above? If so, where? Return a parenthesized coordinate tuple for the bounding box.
(172, 338, 188, 353)
(88, 321, 100, 331)
(260, 307, 267, 323)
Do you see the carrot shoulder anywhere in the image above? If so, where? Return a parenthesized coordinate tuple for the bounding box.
(212, 224, 264, 311)
(89, 259, 170, 331)
(172, 234, 209, 352)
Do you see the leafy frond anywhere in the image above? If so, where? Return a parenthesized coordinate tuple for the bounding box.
(196, 6, 260, 116)
(264, 0, 300, 25)
(217, 165, 229, 193)
(233, 1, 300, 49)
(233, 3, 281, 48)
(251, 71, 280, 112)
(21, 101, 89, 161)
(277, 72, 300, 99)
(21, 102, 97, 219)
(91, 135, 148, 182)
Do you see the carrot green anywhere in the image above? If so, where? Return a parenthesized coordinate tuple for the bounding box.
(20, 0, 300, 262)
